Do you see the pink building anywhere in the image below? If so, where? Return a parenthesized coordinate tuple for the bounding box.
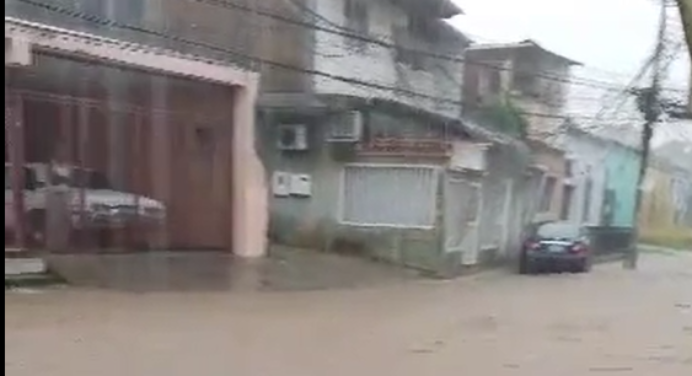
(5, 16, 267, 258)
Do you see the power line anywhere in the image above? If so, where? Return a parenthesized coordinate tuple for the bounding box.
(203, 0, 677, 92)
(16, 0, 689, 97)
(14, 0, 641, 124)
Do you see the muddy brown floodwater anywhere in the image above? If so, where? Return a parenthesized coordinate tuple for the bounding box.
(6, 252, 692, 376)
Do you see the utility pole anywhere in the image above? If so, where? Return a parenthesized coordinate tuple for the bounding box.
(675, 0, 692, 112)
(625, 0, 669, 270)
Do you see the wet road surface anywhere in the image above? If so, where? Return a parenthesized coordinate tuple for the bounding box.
(6, 252, 692, 375)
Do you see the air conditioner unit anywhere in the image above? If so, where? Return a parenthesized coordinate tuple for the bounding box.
(277, 124, 308, 151)
(327, 111, 364, 143)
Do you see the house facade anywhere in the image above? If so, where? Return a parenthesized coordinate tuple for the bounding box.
(560, 126, 640, 228)
(463, 40, 580, 137)
(602, 142, 640, 227)
(561, 127, 610, 226)
(463, 40, 581, 223)
(309, 0, 464, 118)
(5, 1, 267, 257)
(640, 157, 692, 242)
(248, 0, 538, 276)
(525, 139, 571, 222)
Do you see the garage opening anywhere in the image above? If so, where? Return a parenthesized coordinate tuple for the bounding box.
(5, 53, 236, 254)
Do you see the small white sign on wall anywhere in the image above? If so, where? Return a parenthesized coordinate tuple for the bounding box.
(272, 171, 291, 197)
(290, 174, 313, 197)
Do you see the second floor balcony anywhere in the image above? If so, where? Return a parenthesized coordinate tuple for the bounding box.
(5, 0, 255, 69)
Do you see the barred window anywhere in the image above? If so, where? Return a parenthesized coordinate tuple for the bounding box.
(341, 165, 438, 227)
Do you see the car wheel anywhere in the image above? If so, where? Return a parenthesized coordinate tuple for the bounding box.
(572, 258, 590, 273)
(520, 256, 535, 275)
(581, 257, 592, 273)
(519, 254, 528, 274)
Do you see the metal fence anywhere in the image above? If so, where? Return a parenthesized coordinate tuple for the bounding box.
(5, 84, 234, 255)
(341, 165, 438, 228)
(586, 226, 635, 256)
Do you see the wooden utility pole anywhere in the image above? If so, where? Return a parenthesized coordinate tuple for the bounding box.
(625, 0, 669, 269)
(677, 0, 692, 111)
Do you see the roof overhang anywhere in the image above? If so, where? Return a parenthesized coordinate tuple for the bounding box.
(467, 39, 582, 66)
(392, 0, 463, 19)
(5, 16, 258, 88)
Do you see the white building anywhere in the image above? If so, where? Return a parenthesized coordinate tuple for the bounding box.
(561, 127, 610, 226)
(259, 0, 469, 119)
(310, 0, 466, 118)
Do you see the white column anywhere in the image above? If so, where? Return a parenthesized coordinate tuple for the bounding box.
(232, 79, 268, 258)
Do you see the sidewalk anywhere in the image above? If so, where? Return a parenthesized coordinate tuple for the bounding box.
(42, 246, 422, 292)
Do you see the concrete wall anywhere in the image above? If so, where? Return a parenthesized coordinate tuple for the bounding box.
(641, 165, 692, 231)
(259, 107, 532, 276)
(641, 167, 677, 230)
(563, 131, 609, 226)
(477, 145, 533, 262)
(528, 141, 567, 221)
(463, 46, 572, 138)
(311, 0, 466, 118)
(258, 110, 444, 273)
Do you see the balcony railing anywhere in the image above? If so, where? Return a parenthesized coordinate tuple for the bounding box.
(357, 137, 452, 158)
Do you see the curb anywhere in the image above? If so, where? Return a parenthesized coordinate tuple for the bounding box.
(5, 272, 65, 289)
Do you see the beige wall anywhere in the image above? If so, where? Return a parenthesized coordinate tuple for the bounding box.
(530, 141, 568, 221)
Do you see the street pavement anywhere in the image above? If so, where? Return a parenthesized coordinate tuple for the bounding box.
(5, 252, 692, 375)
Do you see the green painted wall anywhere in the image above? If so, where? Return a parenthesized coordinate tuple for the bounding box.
(604, 146, 641, 227)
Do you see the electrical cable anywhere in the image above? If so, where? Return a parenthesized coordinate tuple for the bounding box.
(13, 0, 643, 124)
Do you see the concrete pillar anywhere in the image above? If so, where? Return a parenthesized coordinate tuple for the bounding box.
(5, 75, 27, 251)
(232, 78, 268, 258)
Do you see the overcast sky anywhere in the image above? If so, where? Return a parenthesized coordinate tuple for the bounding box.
(450, 0, 691, 143)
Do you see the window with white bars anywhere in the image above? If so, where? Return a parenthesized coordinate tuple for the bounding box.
(340, 165, 438, 228)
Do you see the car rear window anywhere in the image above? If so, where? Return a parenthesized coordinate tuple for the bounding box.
(536, 223, 580, 239)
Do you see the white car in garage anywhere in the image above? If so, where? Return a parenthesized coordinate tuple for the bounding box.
(5, 163, 166, 244)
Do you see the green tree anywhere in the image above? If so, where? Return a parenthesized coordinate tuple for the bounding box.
(477, 97, 529, 138)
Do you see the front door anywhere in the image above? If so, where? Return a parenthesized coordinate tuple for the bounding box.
(445, 176, 481, 266)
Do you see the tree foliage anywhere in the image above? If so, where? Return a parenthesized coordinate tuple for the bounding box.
(477, 97, 529, 138)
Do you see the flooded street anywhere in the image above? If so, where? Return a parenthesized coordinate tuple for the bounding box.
(6, 252, 692, 376)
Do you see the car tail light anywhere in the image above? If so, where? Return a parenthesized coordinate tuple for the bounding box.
(570, 243, 588, 254)
(525, 240, 540, 251)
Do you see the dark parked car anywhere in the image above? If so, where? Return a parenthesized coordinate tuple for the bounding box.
(519, 221, 592, 274)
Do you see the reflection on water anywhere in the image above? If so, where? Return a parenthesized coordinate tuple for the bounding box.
(46, 247, 421, 292)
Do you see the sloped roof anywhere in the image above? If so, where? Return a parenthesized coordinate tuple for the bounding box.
(392, 0, 463, 19)
(466, 39, 582, 66)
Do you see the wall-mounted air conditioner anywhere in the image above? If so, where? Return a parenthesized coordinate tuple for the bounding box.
(326, 111, 363, 143)
(277, 124, 308, 151)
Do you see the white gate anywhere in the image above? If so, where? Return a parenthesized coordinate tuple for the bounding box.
(444, 176, 481, 265)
